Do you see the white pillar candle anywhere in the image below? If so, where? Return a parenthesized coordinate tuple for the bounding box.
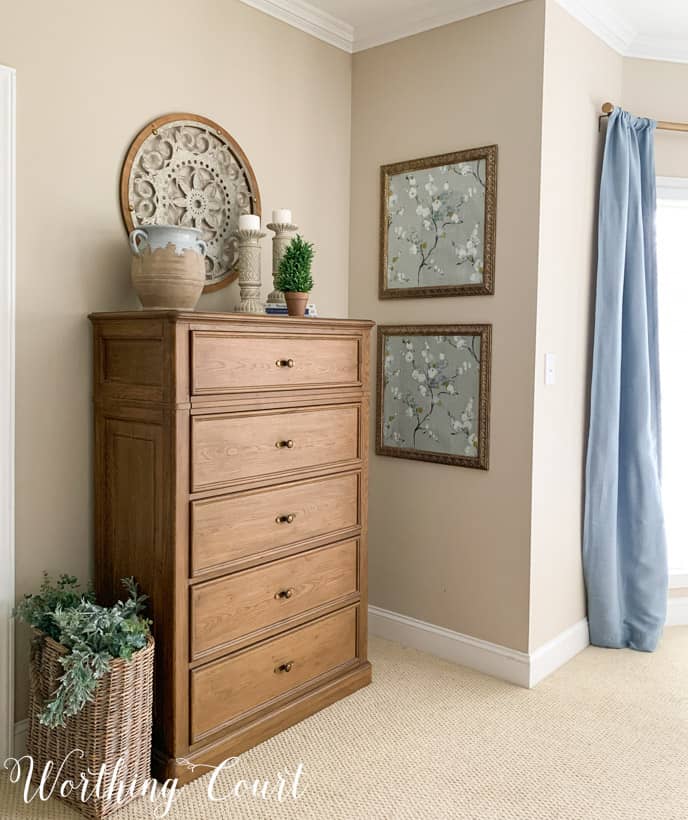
(239, 213, 260, 231)
(272, 209, 292, 225)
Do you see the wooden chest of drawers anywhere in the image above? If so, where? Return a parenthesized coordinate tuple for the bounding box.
(89, 311, 374, 784)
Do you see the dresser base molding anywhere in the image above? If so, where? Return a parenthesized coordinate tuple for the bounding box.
(152, 662, 372, 786)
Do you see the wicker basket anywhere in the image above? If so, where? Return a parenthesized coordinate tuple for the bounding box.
(27, 632, 154, 819)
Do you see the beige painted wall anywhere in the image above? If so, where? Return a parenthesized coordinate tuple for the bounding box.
(623, 58, 688, 178)
(528, 1, 623, 650)
(350, 0, 547, 653)
(7, 0, 685, 730)
(3, 0, 352, 721)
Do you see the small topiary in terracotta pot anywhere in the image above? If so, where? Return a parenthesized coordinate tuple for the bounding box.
(275, 235, 314, 317)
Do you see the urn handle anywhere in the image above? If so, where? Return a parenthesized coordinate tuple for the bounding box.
(197, 239, 207, 257)
(129, 228, 148, 256)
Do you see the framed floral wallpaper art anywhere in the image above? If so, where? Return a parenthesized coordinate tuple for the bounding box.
(379, 145, 497, 299)
(376, 325, 492, 469)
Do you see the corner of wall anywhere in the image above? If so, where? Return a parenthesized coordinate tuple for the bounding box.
(528, 0, 623, 653)
(350, 0, 549, 656)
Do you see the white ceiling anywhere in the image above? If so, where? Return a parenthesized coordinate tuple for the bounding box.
(239, 0, 688, 60)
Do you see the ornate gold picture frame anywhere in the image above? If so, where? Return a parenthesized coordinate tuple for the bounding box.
(376, 324, 492, 469)
(379, 145, 497, 299)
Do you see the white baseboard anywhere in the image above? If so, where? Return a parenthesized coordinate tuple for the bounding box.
(667, 596, 688, 627)
(12, 717, 26, 756)
(368, 604, 531, 686)
(368, 605, 589, 688)
(528, 618, 590, 687)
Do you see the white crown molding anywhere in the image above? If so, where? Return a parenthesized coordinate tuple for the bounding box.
(239, 0, 525, 53)
(554, 0, 636, 54)
(555, 0, 688, 64)
(239, 0, 354, 51)
(351, 0, 522, 53)
(369, 605, 589, 688)
(240, 0, 688, 64)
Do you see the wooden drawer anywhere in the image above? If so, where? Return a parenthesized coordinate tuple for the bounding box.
(191, 472, 359, 575)
(191, 405, 360, 492)
(191, 539, 359, 658)
(191, 606, 358, 742)
(191, 332, 360, 394)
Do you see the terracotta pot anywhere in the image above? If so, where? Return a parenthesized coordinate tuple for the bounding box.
(129, 225, 207, 309)
(284, 291, 309, 317)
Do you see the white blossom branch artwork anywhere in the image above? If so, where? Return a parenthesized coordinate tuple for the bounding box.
(376, 325, 492, 469)
(380, 146, 497, 299)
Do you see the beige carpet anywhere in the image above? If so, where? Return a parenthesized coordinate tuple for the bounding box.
(2, 629, 687, 820)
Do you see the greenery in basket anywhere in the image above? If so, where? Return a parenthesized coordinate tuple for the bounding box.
(276, 234, 315, 293)
(14, 574, 151, 728)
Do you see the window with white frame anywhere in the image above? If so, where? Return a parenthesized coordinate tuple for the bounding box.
(656, 177, 688, 584)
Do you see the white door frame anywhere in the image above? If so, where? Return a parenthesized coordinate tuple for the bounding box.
(0, 64, 16, 761)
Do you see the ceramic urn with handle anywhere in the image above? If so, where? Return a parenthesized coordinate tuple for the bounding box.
(129, 225, 207, 309)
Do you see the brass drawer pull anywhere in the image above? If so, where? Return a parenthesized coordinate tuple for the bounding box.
(274, 661, 294, 673)
(275, 439, 294, 449)
(274, 588, 295, 600)
(275, 513, 295, 525)
(275, 358, 295, 368)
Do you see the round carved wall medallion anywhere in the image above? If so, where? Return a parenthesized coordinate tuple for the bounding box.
(120, 113, 261, 292)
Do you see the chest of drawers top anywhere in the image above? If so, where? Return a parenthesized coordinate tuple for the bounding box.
(89, 311, 374, 407)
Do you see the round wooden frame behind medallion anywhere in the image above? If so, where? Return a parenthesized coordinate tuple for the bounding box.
(119, 112, 262, 293)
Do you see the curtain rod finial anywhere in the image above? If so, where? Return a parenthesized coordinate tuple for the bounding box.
(602, 102, 615, 115)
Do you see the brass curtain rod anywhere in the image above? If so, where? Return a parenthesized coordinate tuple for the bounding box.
(601, 101, 688, 133)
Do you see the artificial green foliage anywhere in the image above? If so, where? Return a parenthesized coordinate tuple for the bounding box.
(14, 575, 151, 728)
(13, 574, 95, 638)
(276, 234, 315, 293)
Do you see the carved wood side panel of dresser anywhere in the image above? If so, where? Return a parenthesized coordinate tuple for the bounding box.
(90, 312, 373, 785)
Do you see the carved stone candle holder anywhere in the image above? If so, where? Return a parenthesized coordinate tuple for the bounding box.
(266, 222, 298, 305)
(234, 228, 266, 314)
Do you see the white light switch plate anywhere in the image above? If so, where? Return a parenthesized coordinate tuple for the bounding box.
(545, 353, 556, 385)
